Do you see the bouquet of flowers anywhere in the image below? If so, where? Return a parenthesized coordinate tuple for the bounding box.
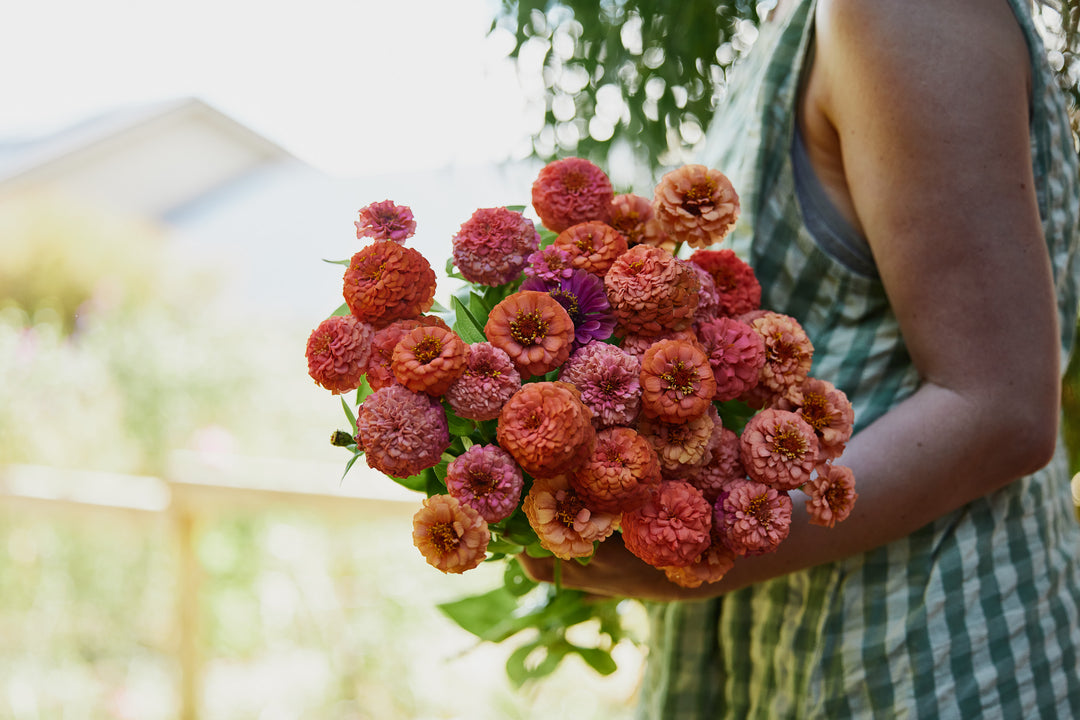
(305, 158, 858, 684)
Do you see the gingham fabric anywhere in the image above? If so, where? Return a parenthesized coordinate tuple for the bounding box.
(637, 1, 1080, 717)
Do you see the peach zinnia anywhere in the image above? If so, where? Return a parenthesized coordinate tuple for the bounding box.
(571, 427, 662, 514)
(662, 538, 737, 589)
(363, 316, 449, 392)
(305, 314, 374, 395)
(778, 378, 855, 461)
(608, 193, 675, 252)
(551, 221, 628, 278)
(653, 164, 740, 249)
(523, 473, 619, 560)
(746, 311, 814, 407)
(391, 325, 467, 397)
(412, 494, 489, 574)
(485, 291, 575, 379)
(714, 478, 792, 556)
(342, 241, 437, 328)
(805, 462, 858, 528)
(604, 244, 700, 337)
(638, 411, 716, 475)
(621, 480, 713, 568)
(497, 381, 596, 478)
(640, 339, 717, 423)
(740, 408, 819, 491)
(531, 157, 614, 233)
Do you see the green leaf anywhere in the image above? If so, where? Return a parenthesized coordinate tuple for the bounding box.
(437, 586, 536, 643)
(487, 536, 526, 555)
(451, 293, 488, 344)
(355, 375, 375, 405)
(505, 639, 570, 688)
(342, 451, 364, 481)
(393, 467, 434, 493)
(445, 409, 476, 437)
(504, 204, 527, 212)
(573, 647, 618, 676)
(331, 302, 350, 317)
(340, 397, 357, 433)
(322, 257, 352, 266)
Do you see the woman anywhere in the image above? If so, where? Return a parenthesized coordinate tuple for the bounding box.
(522, 0, 1080, 716)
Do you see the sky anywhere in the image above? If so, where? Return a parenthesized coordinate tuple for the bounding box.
(0, 0, 540, 177)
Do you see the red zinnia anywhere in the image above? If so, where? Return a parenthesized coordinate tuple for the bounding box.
(688, 249, 761, 318)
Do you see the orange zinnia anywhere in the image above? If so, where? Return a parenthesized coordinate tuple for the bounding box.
(497, 381, 596, 478)
(485, 291, 575, 379)
(639, 339, 717, 423)
(391, 325, 467, 397)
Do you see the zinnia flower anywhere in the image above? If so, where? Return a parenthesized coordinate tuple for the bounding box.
(605, 245, 700, 337)
(355, 200, 416, 243)
(696, 316, 767, 402)
(638, 411, 716, 474)
(355, 384, 450, 479)
(571, 427, 662, 513)
(619, 328, 701, 359)
(653, 164, 740, 248)
(551, 221, 628, 277)
(484, 291, 575, 379)
(443, 342, 522, 421)
(445, 444, 524, 523)
(688, 249, 761, 318)
(639, 339, 717, 423)
(684, 426, 744, 504)
(608, 193, 675, 252)
(364, 316, 449, 392)
(531, 157, 614, 233)
(521, 269, 616, 349)
(342, 241, 437, 328)
(391, 325, 467, 396)
(662, 538, 737, 589)
(714, 478, 792, 556)
(739, 408, 819, 491)
(497, 381, 596, 477)
(523, 473, 618, 560)
(621, 480, 713, 568)
(412, 494, 489, 573)
(688, 262, 721, 323)
(558, 341, 642, 428)
(747, 312, 814, 406)
(451, 207, 541, 286)
(805, 462, 858, 528)
(305, 314, 374, 395)
(778, 378, 855, 461)
(524, 246, 575, 283)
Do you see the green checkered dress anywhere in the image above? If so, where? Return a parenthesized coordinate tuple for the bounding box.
(638, 1, 1080, 717)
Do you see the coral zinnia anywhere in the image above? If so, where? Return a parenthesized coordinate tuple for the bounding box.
(618, 328, 701, 359)
(485, 291, 575, 379)
(354, 384, 450, 479)
(662, 538, 737, 589)
(740, 408, 819, 491)
(804, 462, 858, 528)
(523, 473, 619, 560)
(571, 427, 662, 514)
(551, 221, 628, 278)
(305, 314, 374, 395)
(531, 157, 614, 233)
(621, 480, 713, 568)
(714, 478, 792, 556)
(451, 207, 541, 286)
(688, 249, 761, 318)
(521, 269, 616, 349)
(639, 339, 717, 424)
(412, 494, 490, 574)
(747, 312, 814, 406)
(608, 193, 675, 252)
(558, 341, 642, 428)
(497, 381, 596, 478)
(696, 316, 767, 402)
(342, 241, 437, 328)
(364, 316, 449, 392)
(391, 325, 467, 397)
(355, 200, 417, 243)
(444, 342, 522, 421)
(638, 411, 716, 474)
(778, 378, 855, 461)
(653, 164, 740, 249)
(605, 245, 700, 337)
(445, 444, 524, 524)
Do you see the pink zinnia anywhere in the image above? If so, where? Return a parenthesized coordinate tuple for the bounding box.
(740, 408, 819, 491)
(452, 207, 541, 287)
(354, 384, 450, 479)
(653, 164, 740, 249)
(619, 328, 701, 359)
(444, 342, 522, 421)
(621, 480, 713, 568)
(747, 312, 814, 406)
(662, 538, 737, 589)
(552, 221, 628, 278)
(638, 411, 716, 475)
(688, 262, 722, 323)
(531, 157, 614, 233)
(778, 378, 855, 461)
(608, 193, 675, 252)
(355, 200, 417, 243)
(445, 444, 524, 523)
(605, 244, 700, 337)
(684, 426, 744, 504)
(571, 426, 661, 513)
(305, 314, 374, 395)
(412, 494, 490, 574)
(805, 462, 858, 528)
(523, 473, 619, 560)
(391, 325, 467, 397)
(689, 249, 761, 318)
(696, 316, 767, 402)
(558, 341, 642, 428)
(639, 339, 717, 424)
(524, 245, 575, 283)
(714, 478, 792, 556)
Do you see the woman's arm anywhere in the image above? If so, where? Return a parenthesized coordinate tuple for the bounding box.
(521, 0, 1062, 601)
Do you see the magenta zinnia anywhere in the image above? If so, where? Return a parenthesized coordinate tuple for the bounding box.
(714, 478, 792, 556)
(558, 341, 642, 428)
(355, 384, 450, 479)
(621, 480, 713, 568)
(524, 245, 575, 284)
(412, 494, 490, 573)
(531, 157, 614, 233)
(445, 444, 524, 523)
(443, 342, 522, 421)
(653, 164, 740, 248)
(452, 207, 541, 286)
(739, 408, 819, 491)
(523, 473, 618, 560)
(305, 314, 374, 395)
(355, 200, 416, 243)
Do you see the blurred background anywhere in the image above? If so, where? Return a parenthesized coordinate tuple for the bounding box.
(1, 1, 1078, 718)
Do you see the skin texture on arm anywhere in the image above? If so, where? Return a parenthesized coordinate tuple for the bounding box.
(520, 0, 1062, 601)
